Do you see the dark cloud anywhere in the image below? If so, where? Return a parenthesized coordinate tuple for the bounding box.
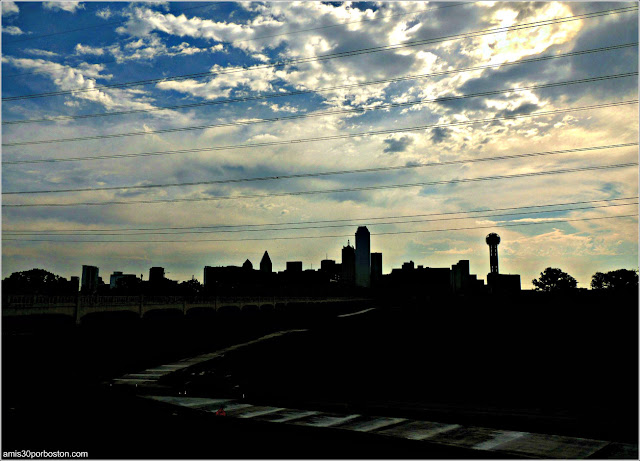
(430, 126, 450, 144)
(383, 135, 413, 153)
(494, 102, 540, 119)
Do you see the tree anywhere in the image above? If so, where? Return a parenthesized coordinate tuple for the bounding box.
(2, 268, 71, 295)
(532, 267, 577, 292)
(591, 269, 639, 291)
(179, 278, 203, 296)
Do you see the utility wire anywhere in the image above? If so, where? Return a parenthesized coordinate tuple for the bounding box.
(5, 42, 635, 126)
(4, 100, 637, 165)
(4, 143, 636, 196)
(3, 2, 471, 78)
(3, 163, 636, 208)
(3, 5, 636, 102)
(4, 196, 636, 234)
(3, 214, 636, 242)
(3, 202, 636, 237)
(4, 73, 636, 147)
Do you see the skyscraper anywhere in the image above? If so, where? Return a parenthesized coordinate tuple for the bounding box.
(371, 252, 382, 286)
(355, 226, 370, 288)
(149, 267, 165, 284)
(81, 265, 99, 294)
(260, 251, 272, 273)
(341, 241, 355, 285)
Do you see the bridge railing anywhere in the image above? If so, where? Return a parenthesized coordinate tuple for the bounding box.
(3, 295, 77, 308)
(81, 296, 140, 306)
(143, 296, 184, 305)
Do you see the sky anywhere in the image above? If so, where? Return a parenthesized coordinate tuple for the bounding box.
(1, 1, 638, 289)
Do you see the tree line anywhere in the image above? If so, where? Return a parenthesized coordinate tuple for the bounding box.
(532, 267, 638, 292)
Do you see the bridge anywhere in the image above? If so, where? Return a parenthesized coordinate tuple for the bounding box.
(2, 295, 373, 325)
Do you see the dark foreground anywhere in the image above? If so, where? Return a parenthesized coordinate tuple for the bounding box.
(3, 291, 638, 458)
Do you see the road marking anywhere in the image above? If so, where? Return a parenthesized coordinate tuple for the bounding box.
(267, 410, 320, 423)
(473, 430, 528, 450)
(237, 407, 285, 418)
(293, 413, 361, 428)
(338, 416, 407, 432)
(338, 308, 376, 318)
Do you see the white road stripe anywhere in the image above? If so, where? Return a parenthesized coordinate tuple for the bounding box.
(237, 407, 285, 418)
(338, 308, 376, 318)
(294, 414, 361, 428)
(474, 431, 528, 450)
(341, 417, 407, 432)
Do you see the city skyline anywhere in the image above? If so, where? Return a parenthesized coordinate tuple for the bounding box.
(2, 1, 638, 290)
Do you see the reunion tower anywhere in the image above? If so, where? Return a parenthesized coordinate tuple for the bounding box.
(486, 233, 501, 274)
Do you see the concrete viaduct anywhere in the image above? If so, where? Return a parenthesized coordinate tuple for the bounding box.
(2, 295, 372, 325)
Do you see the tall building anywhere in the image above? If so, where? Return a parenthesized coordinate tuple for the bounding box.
(371, 252, 382, 286)
(109, 271, 139, 290)
(81, 265, 99, 294)
(260, 251, 272, 273)
(341, 241, 355, 285)
(286, 261, 303, 273)
(486, 233, 501, 274)
(355, 226, 371, 288)
(70, 276, 80, 293)
(149, 267, 165, 283)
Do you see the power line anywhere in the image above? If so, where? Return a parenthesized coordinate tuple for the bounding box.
(3, 5, 636, 102)
(3, 162, 636, 208)
(4, 73, 636, 147)
(5, 42, 635, 126)
(4, 143, 636, 195)
(3, 214, 636, 243)
(2, 2, 471, 79)
(5, 196, 636, 234)
(3, 202, 636, 237)
(4, 100, 637, 165)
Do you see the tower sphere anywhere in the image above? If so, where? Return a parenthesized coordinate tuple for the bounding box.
(486, 233, 501, 246)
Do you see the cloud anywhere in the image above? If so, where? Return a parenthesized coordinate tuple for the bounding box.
(96, 7, 112, 19)
(3, 25, 25, 35)
(430, 127, 450, 144)
(2, 1, 19, 15)
(383, 135, 413, 153)
(43, 2, 85, 13)
(269, 103, 299, 113)
(25, 48, 60, 58)
(0, 56, 162, 112)
(75, 43, 105, 56)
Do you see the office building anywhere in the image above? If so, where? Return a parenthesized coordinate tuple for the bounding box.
(355, 226, 370, 288)
(341, 241, 355, 285)
(260, 251, 272, 273)
(149, 267, 165, 284)
(81, 265, 99, 294)
(371, 252, 382, 286)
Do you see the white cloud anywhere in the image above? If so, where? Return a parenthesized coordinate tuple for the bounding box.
(269, 103, 299, 113)
(96, 7, 112, 19)
(3, 25, 25, 35)
(0, 56, 162, 113)
(2, 1, 19, 15)
(25, 48, 60, 58)
(43, 2, 85, 13)
(75, 43, 105, 56)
